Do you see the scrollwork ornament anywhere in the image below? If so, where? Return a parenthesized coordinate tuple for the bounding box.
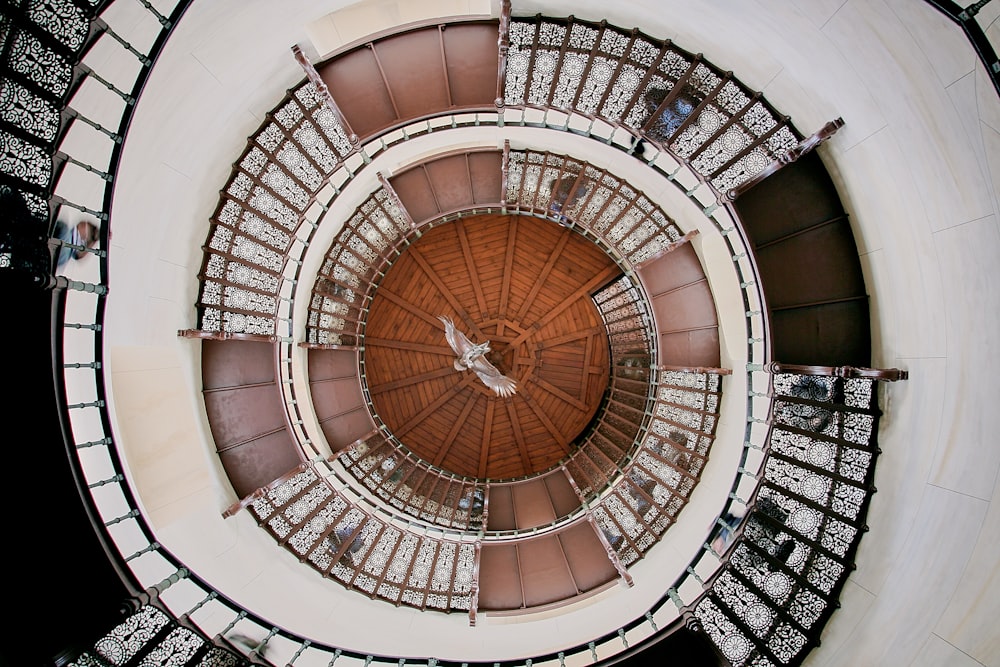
(10, 31, 72, 96)
(28, 0, 89, 49)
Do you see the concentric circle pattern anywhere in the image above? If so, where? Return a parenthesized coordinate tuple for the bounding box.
(364, 213, 620, 480)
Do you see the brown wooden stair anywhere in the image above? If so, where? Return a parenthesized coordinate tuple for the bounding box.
(200, 338, 301, 498)
(732, 151, 870, 367)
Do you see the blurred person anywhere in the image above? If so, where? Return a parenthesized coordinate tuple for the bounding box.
(52, 219, 100, 269)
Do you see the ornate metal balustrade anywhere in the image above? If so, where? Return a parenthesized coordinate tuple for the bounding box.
(0, 1, 265, 664)
(198, 82, 356, 336)
(239, 359, 725, 621)
(340, 431, 489, 530)
(67, 604, 245, 667)
(501, 15, 801, 200)
(589, 367, 725, 568)
(504, 148, 687, 267)
(689, 365, 905, 666)
(303, 187, 412, 347)
(2, 0, 111, 282)
(245, 464, 478, 613)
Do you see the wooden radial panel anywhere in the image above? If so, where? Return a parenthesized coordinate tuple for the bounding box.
(365, 213, 622, 480)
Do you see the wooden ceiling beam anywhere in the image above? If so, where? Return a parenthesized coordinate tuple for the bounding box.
(364, 337, 453, 356)
(531, 376, 590, 412)
(433, 391, 480, 467)
(581, 332, 595, 401)
(518, 384, 570, 453)
(377, 286, 451, 330)
(497, 217, 518, 335)
(510, 263, 621, 347)
(408, 245, 486, 341)
(535, 325, 606, 349)
(369, 366, 457, 395)
(456, 221, 490, 319)
(394, 374, 477, 438)
(513, 227, 571, 322)
(505, 399, 534, 473)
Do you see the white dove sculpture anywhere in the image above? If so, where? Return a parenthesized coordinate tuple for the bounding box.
(438, 316, 517, 398)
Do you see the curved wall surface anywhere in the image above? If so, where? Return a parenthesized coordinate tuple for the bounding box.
(102, 1, 1000, 665)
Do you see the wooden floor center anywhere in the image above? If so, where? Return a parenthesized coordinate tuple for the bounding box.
(364, 213, 622, 480)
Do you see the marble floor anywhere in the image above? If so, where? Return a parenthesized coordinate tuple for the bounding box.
(63, 1, 1000, 665)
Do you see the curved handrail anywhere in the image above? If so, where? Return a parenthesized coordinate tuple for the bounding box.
(3, 0, 191, 597)
(921, 0, 1000, 98)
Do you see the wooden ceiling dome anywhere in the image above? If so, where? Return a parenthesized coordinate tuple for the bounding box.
(364, 213, 621, 480)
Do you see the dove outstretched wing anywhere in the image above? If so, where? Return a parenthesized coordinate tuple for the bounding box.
(470, 358, 518, 398)
(439, 316, 469, 360)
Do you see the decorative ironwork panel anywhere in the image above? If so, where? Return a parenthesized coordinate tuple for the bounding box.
(0, 129, 52, 191)
(695, 597, 776, 667)
(592, 503, 638, 566)
(294, 84, 353, 157)
(73, 606, 250, 667)
(261, 132, 324, 191)
(0, 78, 59, 141)
(24, 0, 91, 51)
(196, 77, 361, 334)
(590, 429, 627, 462)
(379, 532, 416, 602)
(356, 525, 399, 593)
(6, 28, 73, 98)
(694, 373, 884, 665)
(326, 507, 370, 581)
(585, 369, 722, 565)
(502, 17, 802, 194)
(242, 463, 481, 611)
(92, 605, 171, 666)
(136, 626, 205, 666)
(549, 23, 597, 108)
(508, 149, 683, 267)
(194, 647, 247, 667)
(305, 188, 409, 345)
(580, 30, 629, 115)
(451, 542, 476, 610)
(404, 539, 437, 599)
(709, 125, 798, 193)
(729, 541, 829, 631)
(565, 455, 599, 498)
(428, 542, 457, 608)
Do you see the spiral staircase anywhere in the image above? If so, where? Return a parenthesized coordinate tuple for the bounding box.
(4, 1, 999, 666)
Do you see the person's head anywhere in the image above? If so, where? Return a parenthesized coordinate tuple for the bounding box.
(644, 86, 668, 107)
(78, 221, 100, 248)
(550, 177, 579, 200)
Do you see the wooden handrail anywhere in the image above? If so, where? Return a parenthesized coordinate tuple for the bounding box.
(221, 462, 309, 518)
(766, 361, 908, 382)
(178, 328, 283, 343)
(495, 0, 511, 108)
(723, 117, 845, 202)
(656, 364, 732, 376)
(291, 44, 359, 146)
